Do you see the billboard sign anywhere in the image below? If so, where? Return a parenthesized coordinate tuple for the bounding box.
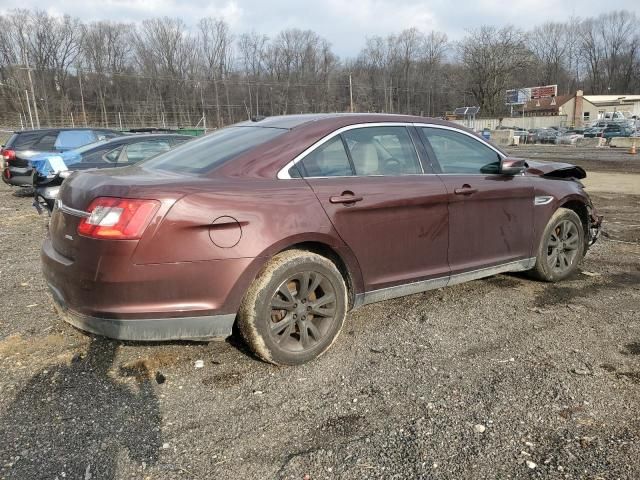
(506, 84, 557, 104)
(531, 84, 557, 99)
(506, 88, 531, 105)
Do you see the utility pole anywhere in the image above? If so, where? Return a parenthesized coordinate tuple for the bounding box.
(24, 57, 40, 128)
(78, 69, 88, 126)
(25, 89, 34, 129)
(200, 84, 206, 133)
(349, 73, 354, 113)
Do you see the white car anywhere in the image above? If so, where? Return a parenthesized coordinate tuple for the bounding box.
(555, 130, 585, 145)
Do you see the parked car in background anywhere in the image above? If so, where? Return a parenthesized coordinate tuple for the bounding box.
(602, 124, 633, 139)
(33, 134, 192, 211)
(2, 128, 122, 186)
(527, 129, 541, 144)
(42, 113, 602, 365)
(584, 126, 606, 138)
(536, 129, 559, 144)
(513, 129, 529, 143)
(555, 129, 585, 145)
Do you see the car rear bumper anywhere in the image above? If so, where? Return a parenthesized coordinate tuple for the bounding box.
(49, 283, 235, 341)
(3, 166, 34, 186)
(42, 235, 259, 340)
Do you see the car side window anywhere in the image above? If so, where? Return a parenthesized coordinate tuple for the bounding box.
(33, 134, 58, 151)
(122, 140, 172, 164)
(342, 126, 421, 176)
(421, 127, 501, 174)
(104, 146, 124, 163)
(80, 145, 116, 164)
(294, 136, 353, 177)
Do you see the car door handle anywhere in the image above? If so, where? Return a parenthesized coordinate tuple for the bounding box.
(329, 194, 364, 204)
(454, 185, 478, 195)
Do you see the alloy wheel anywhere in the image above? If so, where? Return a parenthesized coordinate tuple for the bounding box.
(546, 219, 581, 274)
(269, 271, 337, 353)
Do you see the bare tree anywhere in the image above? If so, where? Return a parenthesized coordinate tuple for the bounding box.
(459, 26, 531, 116)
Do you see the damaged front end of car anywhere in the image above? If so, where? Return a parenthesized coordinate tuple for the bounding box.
(526, 160, 603, 247)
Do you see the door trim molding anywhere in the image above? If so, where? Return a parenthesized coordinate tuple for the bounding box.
(356, 257, 536, 307)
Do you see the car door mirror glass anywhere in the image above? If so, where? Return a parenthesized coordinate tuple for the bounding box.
(500, 157, 526, 175)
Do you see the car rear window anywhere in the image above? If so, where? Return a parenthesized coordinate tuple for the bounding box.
(55, 130, 98, 150)
(141, 126, 286, 174)
(7, 131, 55, 150)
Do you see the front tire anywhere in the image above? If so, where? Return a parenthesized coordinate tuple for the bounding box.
(530, 208, 585, 282)
(237, 250, 348, 365)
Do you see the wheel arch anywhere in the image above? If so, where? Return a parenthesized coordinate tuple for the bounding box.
(225, 234, 364, 315)
(280, 240, 361, 309)
(558, 197, 589, 243)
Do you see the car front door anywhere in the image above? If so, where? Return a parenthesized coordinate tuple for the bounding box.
(289, 125, 450, 294)
(419, 125, 534, 275)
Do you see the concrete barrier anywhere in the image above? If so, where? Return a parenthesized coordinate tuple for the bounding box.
(609, 137, 639, 148)
(490, 129, 515, 146)
(576, 137, 604, 147)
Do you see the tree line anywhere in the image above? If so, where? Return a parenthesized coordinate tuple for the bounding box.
(0, 9, 638, 128)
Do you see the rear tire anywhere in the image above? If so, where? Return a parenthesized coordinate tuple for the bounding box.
(530, 208, 585, 282)
(237, 249, 347, 365)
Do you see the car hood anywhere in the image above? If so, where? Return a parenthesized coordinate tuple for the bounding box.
(525, 160, 586, 180)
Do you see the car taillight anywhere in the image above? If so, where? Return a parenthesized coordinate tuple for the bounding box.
(1, 149, 15, 166)
(1, 149, 16, 160)
(77, 197, 160, 240)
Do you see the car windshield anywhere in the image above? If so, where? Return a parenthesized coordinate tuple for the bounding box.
(141, 126, 287, 174)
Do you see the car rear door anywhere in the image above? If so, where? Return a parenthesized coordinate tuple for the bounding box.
(290, 124, 450, 293)
(418, 125, 534, 275)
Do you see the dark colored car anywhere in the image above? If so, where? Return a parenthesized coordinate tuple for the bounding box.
(602, 124, 632, 139)
(2, 128, 122, 186)
(42, 114, 602, 365)
(583, 126, 606, 138)
(535, 129, 559, 144)
(33, 134, 192, 211)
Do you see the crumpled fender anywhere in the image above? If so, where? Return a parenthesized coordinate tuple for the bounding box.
(525, 160, 586, 180)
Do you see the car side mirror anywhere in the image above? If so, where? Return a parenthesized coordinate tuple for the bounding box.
(500, 157, 526, 175)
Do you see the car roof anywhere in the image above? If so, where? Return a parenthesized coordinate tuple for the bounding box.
(13, 127, 119, 134)
(85, 133, 192, 147)
(235, 113, 448, 130)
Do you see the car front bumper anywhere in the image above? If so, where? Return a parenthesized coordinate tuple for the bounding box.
(588, 210, 603, 247)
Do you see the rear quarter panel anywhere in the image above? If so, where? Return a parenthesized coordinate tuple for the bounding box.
(132, 177, 365, 307)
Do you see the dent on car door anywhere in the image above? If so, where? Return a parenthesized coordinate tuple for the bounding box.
(296, 125, 449, 292)
(420, 126, 534, 274)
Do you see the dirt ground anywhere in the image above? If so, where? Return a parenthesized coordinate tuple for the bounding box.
(0, 145, 639, 479)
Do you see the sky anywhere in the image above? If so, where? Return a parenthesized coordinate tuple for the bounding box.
(1, 0, 639, 57)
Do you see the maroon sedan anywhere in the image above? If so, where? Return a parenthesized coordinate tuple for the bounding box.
(42, 114, 602, 365)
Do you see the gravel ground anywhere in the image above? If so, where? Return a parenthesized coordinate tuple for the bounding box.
(0, 145, 639, 479)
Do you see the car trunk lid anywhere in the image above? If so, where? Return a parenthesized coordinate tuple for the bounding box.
(49, 166, 211, 259)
